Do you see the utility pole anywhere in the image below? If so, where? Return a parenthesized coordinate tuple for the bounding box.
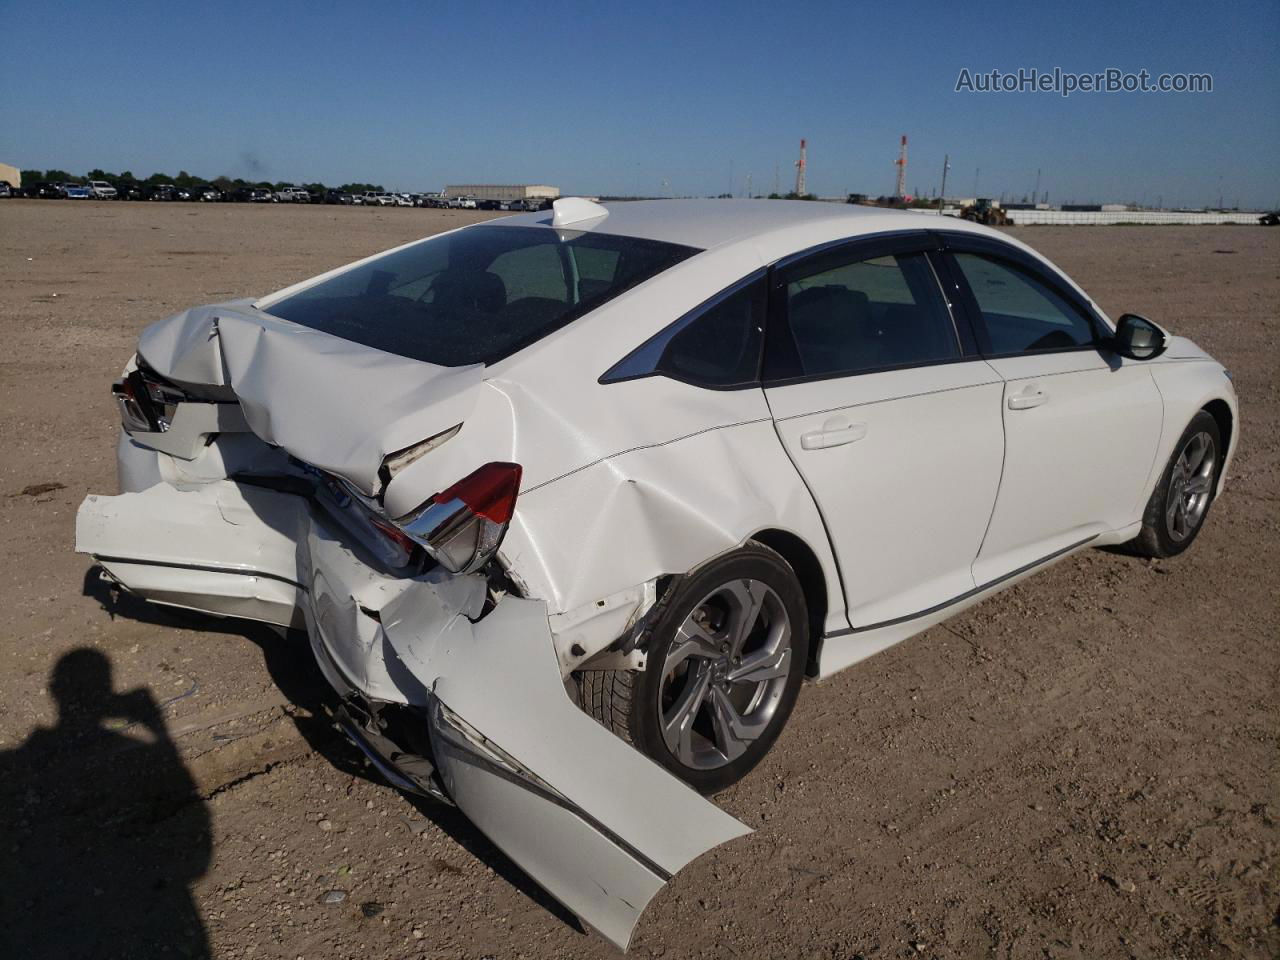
(794, 139, 807, 196)
(938, 153, 950, 215)
(1033, 168, 1041, 205)
(774, 161, 780, 196)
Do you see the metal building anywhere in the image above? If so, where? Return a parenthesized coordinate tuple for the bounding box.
(443, 184, 560, 201)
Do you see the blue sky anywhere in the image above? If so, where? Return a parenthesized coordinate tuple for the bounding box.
(1, 0, 1277, 206)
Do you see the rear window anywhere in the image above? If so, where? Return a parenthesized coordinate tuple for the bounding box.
(266, 225, 698, 366)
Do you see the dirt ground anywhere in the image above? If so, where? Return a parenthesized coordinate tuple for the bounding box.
(0, 200, 1275, 960)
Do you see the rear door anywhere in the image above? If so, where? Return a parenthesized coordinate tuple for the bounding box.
(939, 235, 1164, 584)
(762, 233, 1005, 630)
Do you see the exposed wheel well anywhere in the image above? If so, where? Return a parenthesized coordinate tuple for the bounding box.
(1201, 399, 1233, 474)
(749, 529, 828, 678)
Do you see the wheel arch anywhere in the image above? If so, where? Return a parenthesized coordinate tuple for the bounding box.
(1201, 397, 1233, 475)
(747, 528, 828, 678)
(1147, 361, 1239, 505)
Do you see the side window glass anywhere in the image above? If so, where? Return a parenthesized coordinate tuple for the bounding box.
(488, 242, 568, 304)
(952, 252, 1097, 353)
(782, 252, 959, 378)
(656, 277, 765, 387)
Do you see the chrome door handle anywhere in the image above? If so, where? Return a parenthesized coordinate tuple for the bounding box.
(800, 420, 868, 450)
(1008, 387, 1049, 410)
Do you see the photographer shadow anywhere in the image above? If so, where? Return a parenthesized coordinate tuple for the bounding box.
(0, 648, 211, 959)
(79, 570, 582, 934)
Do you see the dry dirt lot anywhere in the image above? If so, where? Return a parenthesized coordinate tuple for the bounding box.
(0, 200, 1276, 960)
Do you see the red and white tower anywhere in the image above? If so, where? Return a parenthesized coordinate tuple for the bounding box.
(794, 139, 807, 196)
(895, 135, 908, 198)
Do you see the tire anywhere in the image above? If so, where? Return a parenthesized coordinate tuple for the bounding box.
(579, 542, 809, 795)
(1130, 410, 1222, 558)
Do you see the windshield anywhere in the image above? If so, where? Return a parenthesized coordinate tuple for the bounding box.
(266, 224, 699, 366)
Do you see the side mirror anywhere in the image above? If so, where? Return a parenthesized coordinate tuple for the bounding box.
(1113, 313, 1167, 361)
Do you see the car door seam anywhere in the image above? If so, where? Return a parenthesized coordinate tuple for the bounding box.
(760, 386, 855, 633)
(973, 372, 1011, 563)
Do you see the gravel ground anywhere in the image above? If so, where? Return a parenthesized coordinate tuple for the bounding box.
(0, 200, 1276, 960)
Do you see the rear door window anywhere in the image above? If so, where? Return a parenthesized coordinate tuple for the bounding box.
(775, 252, 960, 379)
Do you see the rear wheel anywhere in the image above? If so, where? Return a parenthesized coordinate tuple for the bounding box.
(579, 543, 808, 794)
(1130, 411, 1222, 558)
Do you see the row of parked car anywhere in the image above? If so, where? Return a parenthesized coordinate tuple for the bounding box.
(0, 179, 553, 211)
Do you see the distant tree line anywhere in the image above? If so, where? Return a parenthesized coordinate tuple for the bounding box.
(19, 168, 385, 195)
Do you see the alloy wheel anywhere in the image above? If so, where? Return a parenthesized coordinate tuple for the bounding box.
(658, 579, 792, 770)
(1165, 431, 1216, 542)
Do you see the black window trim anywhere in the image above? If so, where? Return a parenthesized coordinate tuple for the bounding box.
(598, 268, 769, 390)
(934, 231, 1114, 360)
(598, 227, 1104, 392)
(762, 230, 982, 388)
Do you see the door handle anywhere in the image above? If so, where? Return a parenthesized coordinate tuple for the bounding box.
(800, 419, 868, 450)
(1008, 386, 1049, 410)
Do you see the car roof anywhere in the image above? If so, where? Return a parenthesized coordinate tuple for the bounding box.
(493, 198, 985, 250)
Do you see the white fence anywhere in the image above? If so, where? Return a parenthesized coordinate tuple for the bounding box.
(923, 208, 1263, 226)
(1006, 210, 1263, 226)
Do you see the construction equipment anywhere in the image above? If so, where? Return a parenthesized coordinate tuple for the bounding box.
(961, 197, 1012, 226)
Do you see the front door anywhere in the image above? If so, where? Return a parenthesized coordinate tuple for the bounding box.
(942, 245, 1164, 584)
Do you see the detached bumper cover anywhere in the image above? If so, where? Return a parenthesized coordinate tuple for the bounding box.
(76, 478, 750, 951)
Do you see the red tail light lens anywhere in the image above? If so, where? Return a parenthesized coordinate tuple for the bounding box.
(394, 463, 523, 574)
(432, 462, 522, 524)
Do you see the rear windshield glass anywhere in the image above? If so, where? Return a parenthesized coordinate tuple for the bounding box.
(265, 225, 699, 366)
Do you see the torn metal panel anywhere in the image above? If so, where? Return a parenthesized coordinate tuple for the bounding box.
(547, 579, 659, 673)
(300, 521, 486, 704)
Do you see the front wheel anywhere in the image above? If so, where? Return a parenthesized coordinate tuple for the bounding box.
(579, 543, 808, 794)
(1130, 410, 1222, 558)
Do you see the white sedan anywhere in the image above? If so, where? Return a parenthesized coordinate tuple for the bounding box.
(77, 198, 1238, 949)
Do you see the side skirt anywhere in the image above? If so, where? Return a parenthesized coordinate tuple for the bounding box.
(816, 534, 1098, 678)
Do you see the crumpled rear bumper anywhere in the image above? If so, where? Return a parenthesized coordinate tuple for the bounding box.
(76, 475, 750, 951)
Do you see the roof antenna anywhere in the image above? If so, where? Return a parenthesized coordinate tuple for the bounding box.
(551, 197, 608, 227)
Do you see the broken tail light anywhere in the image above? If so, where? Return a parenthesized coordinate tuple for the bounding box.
(112, 367, 188, 433)
(391, 462, 523, 574)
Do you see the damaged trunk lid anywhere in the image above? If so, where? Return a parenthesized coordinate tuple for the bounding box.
(136, 302, 486, 496)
